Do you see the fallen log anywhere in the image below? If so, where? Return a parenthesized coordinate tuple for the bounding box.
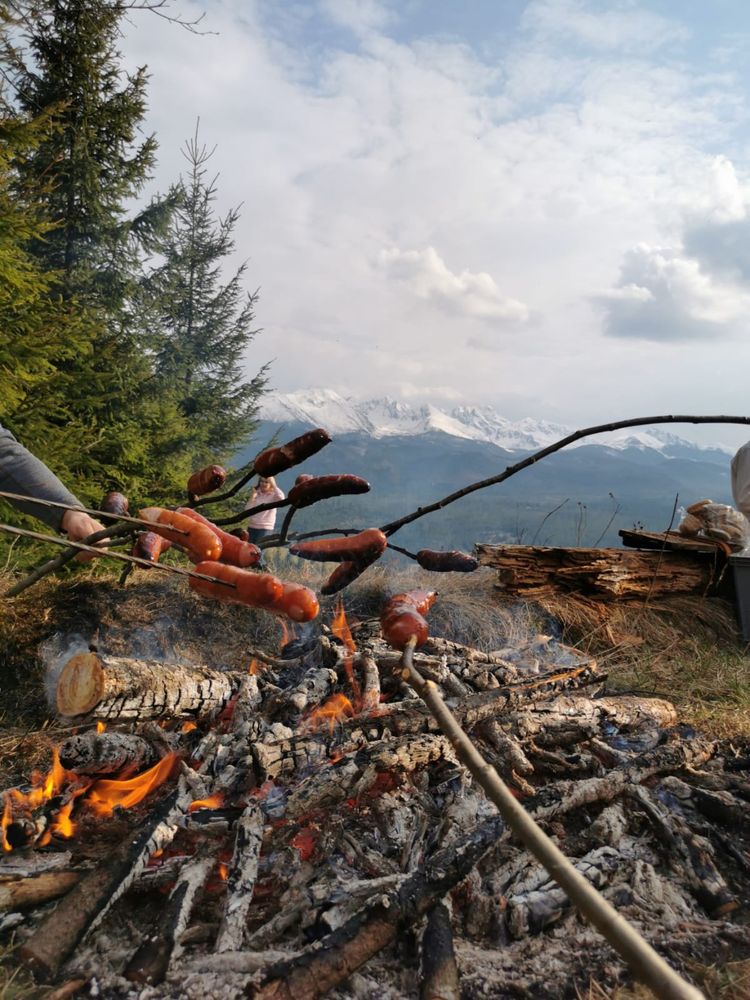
(247, 815, 504, 1000)
(475, 543, 718, 599)
(56, 651, 243, 720)
(215, 801, 264, 953)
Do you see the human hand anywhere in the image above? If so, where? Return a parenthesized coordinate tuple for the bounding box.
(61, 509, 107, 561)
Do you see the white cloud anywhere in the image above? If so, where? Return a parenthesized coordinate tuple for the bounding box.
(378, 246, 530, 324)
(597, 243, 750, 340)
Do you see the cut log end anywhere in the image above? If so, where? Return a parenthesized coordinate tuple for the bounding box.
(56, 652, 104, 717)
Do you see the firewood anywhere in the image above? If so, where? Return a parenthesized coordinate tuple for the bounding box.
(246, 816, 504, 1000)
(215, 801, 264, 953)
(124, 853, 214, 985)
(420, 901, 460, 1000)
(56, 651, 244, 720)
(0, 871, 80, 911)
(475, 543, 717, 599)
(266, 667, 338, 720)
(358, 653, 381, 713)
(58, 731, 157, 774)
(18, 778, 194, 981)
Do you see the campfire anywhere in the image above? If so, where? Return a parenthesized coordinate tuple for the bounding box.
(0, 595, 747, 999)
(1, 424, 749, 998)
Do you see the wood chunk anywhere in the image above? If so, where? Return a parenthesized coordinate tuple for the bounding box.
(0, 871, 80, 911)
(56, 651, 243, 720)
(420, 901, 460, 1000)
(215, 801, 264, 953)
(59, 731, 157, 774)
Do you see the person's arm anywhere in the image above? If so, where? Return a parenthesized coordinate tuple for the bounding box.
(0, 423, 104, 546)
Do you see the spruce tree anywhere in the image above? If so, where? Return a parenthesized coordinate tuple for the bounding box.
(9, 0, 186, 497)
(142, 129, 267, 468)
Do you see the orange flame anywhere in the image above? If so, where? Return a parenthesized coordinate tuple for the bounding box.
(180, 721, 198, 733)
(85, 753, 178, 818)
(248, 659, 262, 676)
(1, 797, 12, 853)
(96, 721, 106, 734)
(50, 800, 76, 839)
(188, 793, 224, 813)
(1, 749, 80, 852)
(279, 619, 292, 649)
(304, 693, 354, 735)
(331, 598, 356, 654)
(218, 861, 229, 881)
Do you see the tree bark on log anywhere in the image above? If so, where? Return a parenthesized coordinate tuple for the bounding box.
(56, 651, 243, 720)
(0, 871, 80, 911)
(246, 816, 504, 1000)
(475, 543, 717, 599)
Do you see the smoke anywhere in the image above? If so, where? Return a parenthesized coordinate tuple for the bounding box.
(39, 633, 91, 708)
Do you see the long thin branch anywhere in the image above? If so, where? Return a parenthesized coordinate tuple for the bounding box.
(398, 638, 704, 1000)
(380, 414, 750, 537)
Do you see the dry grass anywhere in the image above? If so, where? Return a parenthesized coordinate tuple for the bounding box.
(578, 958, 750, 999)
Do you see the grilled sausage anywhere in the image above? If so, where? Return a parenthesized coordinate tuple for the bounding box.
(387, 590, 437, 616)
(416, 549, 478, 573)
(139, 507, 222, 562)
(177, 508, 261, 568)
(187, 465, 227, 497)
(100, 491, 129, 516)
(190, 562, 284, 608)
(253, 428, 331, 477)
(320, 560, 369, 596)
(288, 474, 370, 509)
(289, 528, 387, 564)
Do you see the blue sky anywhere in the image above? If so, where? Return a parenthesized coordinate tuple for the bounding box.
(123, 0, 750, 445)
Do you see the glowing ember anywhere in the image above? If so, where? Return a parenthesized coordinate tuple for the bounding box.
(304, 693, 354, 735)
(180, 721, 198, 733)
(291, 827, 317, 861)
(96, 721, 106, 734)
(218, 861, 229, 881)
(188, 793, 225, 813)
(85, 753, 178, 818)
(248, 658, 262, 676)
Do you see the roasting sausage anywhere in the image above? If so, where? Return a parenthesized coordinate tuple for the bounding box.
(139, 507, 222, 562)
(190, 561, 284, 608)
(416, 549, 478, 573)
(253, 428, 331, 477)
(288, 474, 370, 509)
(289, 528, 387, 564)
(132, 531, 170, 567)
(387, 590, 437, 616)
(266, 582, 320, 622)
(100, 491, 129, 516)
(380, 603, 429, 650)
(187, 465, 227, 497)
(177, 508, 261, 568)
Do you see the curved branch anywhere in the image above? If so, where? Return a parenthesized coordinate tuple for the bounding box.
(380, 414, 750, 537)
(211, 498, 290, 527)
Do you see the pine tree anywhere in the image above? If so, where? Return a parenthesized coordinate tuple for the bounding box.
(142, 129, 268, 469)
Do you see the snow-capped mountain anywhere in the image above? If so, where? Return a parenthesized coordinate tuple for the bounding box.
(259, 389, 732, 457)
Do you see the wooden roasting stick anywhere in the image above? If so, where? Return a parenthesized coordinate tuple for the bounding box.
(398, 637, 705, 1000)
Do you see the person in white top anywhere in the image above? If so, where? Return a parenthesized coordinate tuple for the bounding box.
(731, 442, 750, 520)
(244, 476, 285, 544)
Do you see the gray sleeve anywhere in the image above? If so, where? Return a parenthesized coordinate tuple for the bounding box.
(0, 423, 84, 531)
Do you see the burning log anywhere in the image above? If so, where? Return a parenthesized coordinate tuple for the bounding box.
(0, 871, 80, 911)
(420, 901, 460, 1000)
(58, 731, 157, 775)
(124, 853, 214, 985)
(248, 816, 504, 1000)
(18, 778, 193, 981)
(56, 651, 243, 720)
(215, 801, 264, 953)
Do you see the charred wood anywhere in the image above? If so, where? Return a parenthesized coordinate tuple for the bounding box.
(420, 901, 460, 1000)
(215, 801, 264, 953)
(58, 731, 157, 775)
